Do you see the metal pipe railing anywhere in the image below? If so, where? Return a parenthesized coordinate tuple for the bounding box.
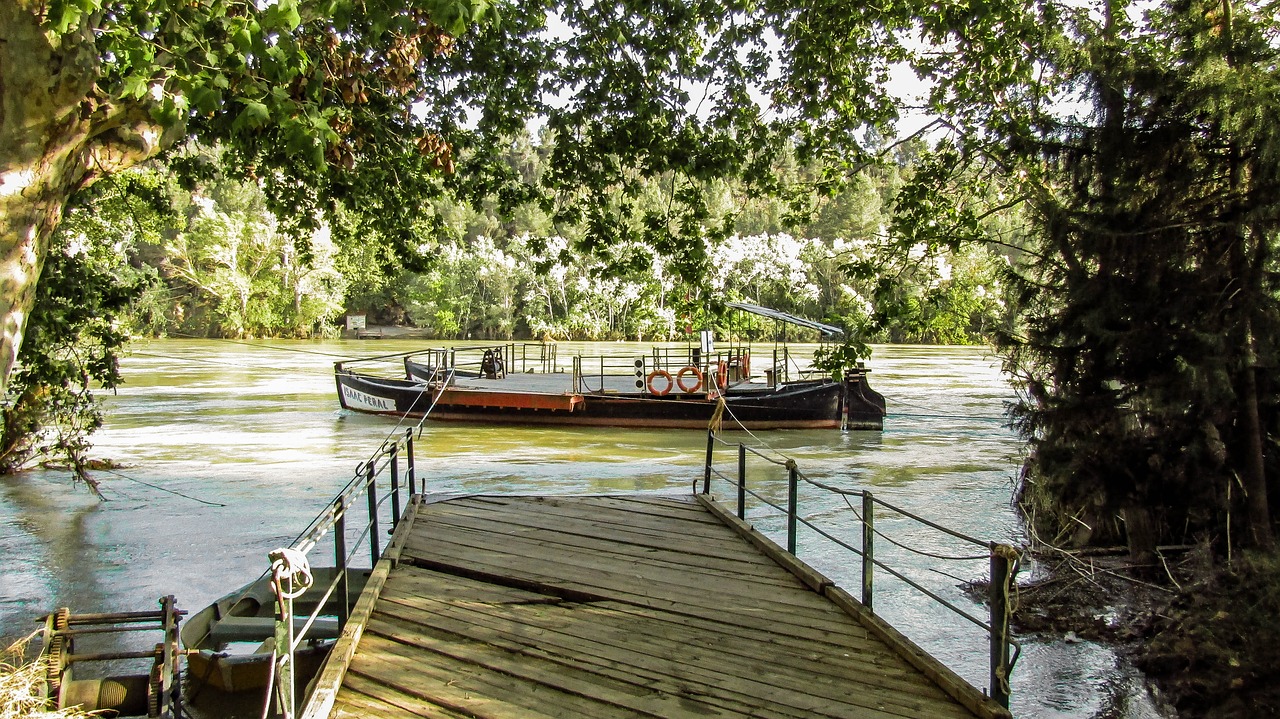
(266, 418, 422, 718)
(703, 429, 1020, 709)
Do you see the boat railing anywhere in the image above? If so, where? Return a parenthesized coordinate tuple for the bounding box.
(265, 426, 422, 718)
(701, 430, 1021, 710)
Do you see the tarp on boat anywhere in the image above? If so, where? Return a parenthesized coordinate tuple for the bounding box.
(726, 301, 844, 338)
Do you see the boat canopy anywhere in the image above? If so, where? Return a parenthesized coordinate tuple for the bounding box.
(725, 302, 844, 338)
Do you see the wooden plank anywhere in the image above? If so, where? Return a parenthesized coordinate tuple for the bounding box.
(398, 547, 876, 648)
(331, 680, 473, 719)
(422, 497, 755, 548)
(400, 533, 853, 625)
(360, 622, 737, 719)
(407, 512, 805, 588)
(419, 496, 778, 562)
(373, 586, 971, 719)
(347, 638, 647, 719)
(378, 562, 901, 665)
(376, 581, 935, 690)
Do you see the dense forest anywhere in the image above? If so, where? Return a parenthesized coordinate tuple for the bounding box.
(51, 139, 1014, 346)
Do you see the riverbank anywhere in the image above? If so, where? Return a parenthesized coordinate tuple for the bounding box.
(1016, 546, 1280, 718)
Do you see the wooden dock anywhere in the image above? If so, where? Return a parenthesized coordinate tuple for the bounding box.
(302, 494, 1010, 719)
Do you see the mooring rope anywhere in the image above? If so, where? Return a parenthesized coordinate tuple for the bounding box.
(96, 468, 227, 507)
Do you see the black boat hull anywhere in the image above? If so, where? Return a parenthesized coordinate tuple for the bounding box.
(336, 371, 884, 430)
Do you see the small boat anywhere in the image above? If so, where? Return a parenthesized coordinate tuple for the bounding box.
(334, 304, 886, 430)
(181, 567, 368, 694)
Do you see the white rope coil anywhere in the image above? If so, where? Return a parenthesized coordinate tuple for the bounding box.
(268, 547, 314, 600)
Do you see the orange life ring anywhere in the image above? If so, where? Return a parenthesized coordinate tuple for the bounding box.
(740, 352, 750, 377)
(716, 361, 729, 389)
(646, 370, 674, 396)
(676, 366, 704, 394)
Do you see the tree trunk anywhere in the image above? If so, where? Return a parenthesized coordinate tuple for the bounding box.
(1, 3, 176, 399)
(1240, 321, 1274, 550)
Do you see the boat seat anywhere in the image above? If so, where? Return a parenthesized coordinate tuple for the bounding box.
(208, 616, 341, 643)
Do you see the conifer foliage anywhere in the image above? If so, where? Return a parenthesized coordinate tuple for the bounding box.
(1002, 0, 1280, 553)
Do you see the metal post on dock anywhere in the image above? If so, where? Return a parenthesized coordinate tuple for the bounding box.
(703, 430, 714, 494)
(737, 443, 746, 519)
(273, 590, 295, 719)
(390, 443, 401, 532)
(405, 428, 416, 496)
(862, 491, 874, 610)
(334, 498, 349, 627)
(366, 461, 381, 565)
(786, 460, 798, 554)
(989, 543, 1015, 709)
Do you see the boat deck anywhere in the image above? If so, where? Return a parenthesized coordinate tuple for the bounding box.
(304, 494, 1007, 719)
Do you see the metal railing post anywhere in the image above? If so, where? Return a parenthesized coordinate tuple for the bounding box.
(334, 498, 349, 627)
(786, 461, 798, 554)
(273, 591, 295, 719)
(405, 428, 417, 496)
(862, 491, 874, 611)
(989, 544, 1014, 709)
(390, 443, 401, 531)
(702, 430, 714, 494)
(736, 444, 746, 519)
(366, 461, 381, 565)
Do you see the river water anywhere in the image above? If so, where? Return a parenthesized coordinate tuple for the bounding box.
(0, 339, 1160, 718)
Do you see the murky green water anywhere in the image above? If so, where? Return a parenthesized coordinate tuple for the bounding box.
(0, 339, 1161, 717)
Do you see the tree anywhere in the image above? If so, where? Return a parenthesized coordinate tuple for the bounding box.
(919, 0, 1280, 553)
(0, 0, 493, 397)
(5, 0, 998, 399)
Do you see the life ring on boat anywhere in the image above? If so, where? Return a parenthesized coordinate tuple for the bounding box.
(716, 361, 729, 389)
(740, 352, 750, 377)
(646, 370, 674, 396)
(676, 366, 704, 394)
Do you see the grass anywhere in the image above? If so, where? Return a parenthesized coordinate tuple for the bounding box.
(1, 635, 95, 719)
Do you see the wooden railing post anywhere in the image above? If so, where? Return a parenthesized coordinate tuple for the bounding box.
(702, 430, 714, 494)
(989, 544, 1014, 709)
(862, 491, 874, 611)
(736, 444, 746, 519)
(786, 461, 798, 554)
(366, 461, 380, 565)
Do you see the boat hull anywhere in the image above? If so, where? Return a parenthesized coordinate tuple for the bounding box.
(336, 370, 884, 430)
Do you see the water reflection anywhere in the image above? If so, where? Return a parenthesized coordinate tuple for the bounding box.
(0, 340, 1159, 717)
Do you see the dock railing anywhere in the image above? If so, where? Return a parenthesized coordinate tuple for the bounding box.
(265, 424, 425, 718)
(701, 429, 1021, 709)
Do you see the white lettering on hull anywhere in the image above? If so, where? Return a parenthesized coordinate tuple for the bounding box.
(342, 384, 395, 412)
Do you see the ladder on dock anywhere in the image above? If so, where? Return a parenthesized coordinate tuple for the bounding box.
(298, 493, 1010, 719)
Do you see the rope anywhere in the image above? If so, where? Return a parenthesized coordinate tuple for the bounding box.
(94, 469, 227, 506)
(708, 395, 726, 434)
(269, 548, 314, 600)
(838, 493, 989, 562)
